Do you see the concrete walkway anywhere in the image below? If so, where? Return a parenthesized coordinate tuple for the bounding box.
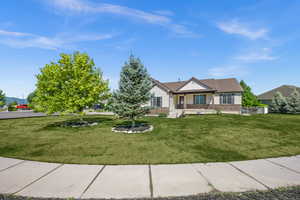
(0, 156, 299, 199)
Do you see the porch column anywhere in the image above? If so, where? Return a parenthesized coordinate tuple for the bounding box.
(184, 94, 187, 109)
(212, 93, 215, 109)
(169, 93, 175, 112)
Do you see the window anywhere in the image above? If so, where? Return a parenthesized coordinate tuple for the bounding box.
(194, 95, 206, 104)
(151, 97, 162, 108)
(220, 93, 235, 104)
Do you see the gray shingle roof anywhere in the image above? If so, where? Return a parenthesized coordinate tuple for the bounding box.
(152, 77, 243, 93)
(258, 85, 300, 100)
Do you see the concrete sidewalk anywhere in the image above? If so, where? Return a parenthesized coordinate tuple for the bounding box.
(0, 156, 299, 199)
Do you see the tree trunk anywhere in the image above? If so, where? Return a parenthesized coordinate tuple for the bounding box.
(131, 119, 135, 128)
(80, 117, 84, 122)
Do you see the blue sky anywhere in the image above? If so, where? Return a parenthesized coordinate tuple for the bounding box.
(1, 0, 300, 98)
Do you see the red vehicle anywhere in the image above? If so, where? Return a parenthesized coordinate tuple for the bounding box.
(16, 104, 29, 110)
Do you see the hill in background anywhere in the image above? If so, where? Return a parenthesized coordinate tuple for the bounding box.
(5, 97, 27, 105)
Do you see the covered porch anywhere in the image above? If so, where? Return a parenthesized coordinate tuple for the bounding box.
(171, 92, 216, 110)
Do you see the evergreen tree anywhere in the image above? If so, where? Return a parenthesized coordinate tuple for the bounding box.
(34, 52, 110, 117)
(0, 89, 5, 107)
(270, 91, 288, 113)
(240, 80, 259, 107)
(286, 89, 300, 113)
(110, 55, 152, 127)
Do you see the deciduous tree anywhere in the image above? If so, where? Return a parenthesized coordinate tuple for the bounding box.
(34, 52, 109, 117)
(0, 89, 5, 107)
(240, 80, 260, 107)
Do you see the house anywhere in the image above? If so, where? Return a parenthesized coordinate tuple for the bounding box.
(146, 77, 243, 117)
(258, 85, 300, 105)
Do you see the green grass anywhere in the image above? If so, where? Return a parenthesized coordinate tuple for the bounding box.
(0, 114, 300, 165)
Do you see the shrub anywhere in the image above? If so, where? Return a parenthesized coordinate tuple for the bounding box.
(270, 90, 300, 114)
(270, 92, 288, 113)
(257, 103, 268, 108)
(286, 89, 300, 113)
(158, 113, 167, 118)
(8, 104, 17, 111)
(216, 109, 222, 115)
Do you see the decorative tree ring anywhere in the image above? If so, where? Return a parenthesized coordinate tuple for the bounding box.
(112, 125, 153, 134)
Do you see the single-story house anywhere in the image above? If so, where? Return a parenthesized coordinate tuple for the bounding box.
(258, 85, 300, 105)
(146, 77, 243, 117)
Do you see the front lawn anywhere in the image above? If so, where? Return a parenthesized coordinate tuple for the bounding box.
(0, 114, 299, 165)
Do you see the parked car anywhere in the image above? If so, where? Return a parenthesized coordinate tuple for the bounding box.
(16, 104, 30, 110)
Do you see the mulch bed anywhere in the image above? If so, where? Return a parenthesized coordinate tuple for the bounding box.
(112, 124, 153, 133)
(60, 121, 98, 128)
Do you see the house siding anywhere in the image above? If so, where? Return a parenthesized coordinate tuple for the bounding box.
(179, 80, 206, 91)
(146, 85, 170, 108)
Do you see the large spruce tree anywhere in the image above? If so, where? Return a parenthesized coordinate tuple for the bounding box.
(110, 55, 152, 127)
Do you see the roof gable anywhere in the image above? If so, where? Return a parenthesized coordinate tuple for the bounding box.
(179, 79, 208, 91)
(177, 77, 213, 91)
(151, 78, 170, 92)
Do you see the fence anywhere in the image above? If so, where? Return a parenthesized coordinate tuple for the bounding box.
(242, 107, 268, 114)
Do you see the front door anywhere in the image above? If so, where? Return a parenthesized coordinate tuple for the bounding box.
(179, 96, 184, 109)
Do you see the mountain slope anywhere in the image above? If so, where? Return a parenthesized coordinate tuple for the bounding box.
(5, 97, 27, 105)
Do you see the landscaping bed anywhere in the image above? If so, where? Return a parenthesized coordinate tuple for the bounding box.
(0, 114, 300, 165)
(112, 123, 153, 133)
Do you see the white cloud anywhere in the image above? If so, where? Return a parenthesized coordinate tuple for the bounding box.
(49, 0, 170, 24)
(235, 48, 277, 62)
(217, 19, 268, 40)
(46, 0, 198, 38)
(168, 24, 199, 38)
(0, 29, 33, 37)
(208, 65, 247, 77)
(153, 10, 174, 16)
(0, 29, 113, 50)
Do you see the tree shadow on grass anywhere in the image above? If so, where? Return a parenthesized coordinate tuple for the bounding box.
(36, 117, 114, 131)
(113, 120, 151, 132)
(114, 120, 149, 127)
(191, 143, 249, 162)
